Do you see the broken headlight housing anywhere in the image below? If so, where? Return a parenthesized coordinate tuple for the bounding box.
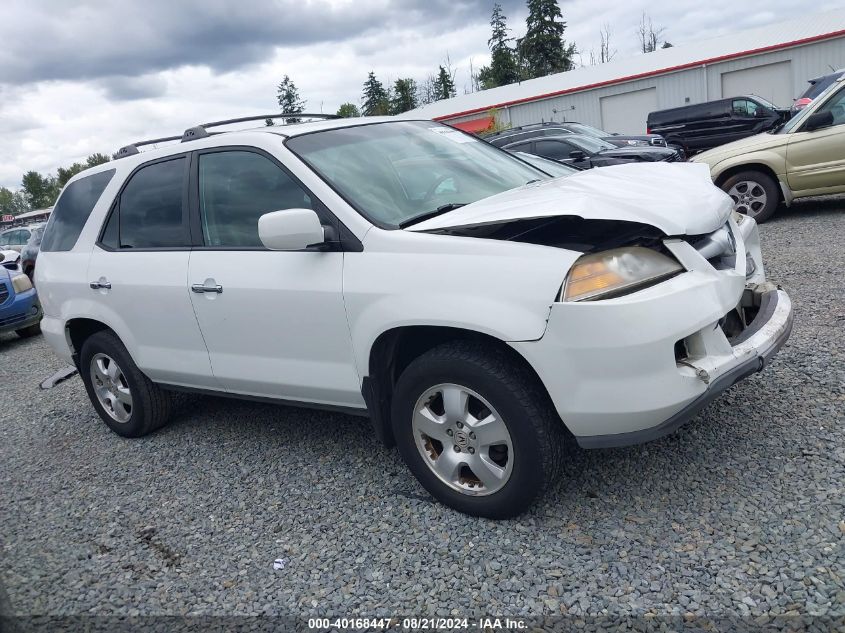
(561, 247, 683, 302)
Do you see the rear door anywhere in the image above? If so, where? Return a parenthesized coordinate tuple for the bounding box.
(87, 155, 217, 388)
(186, 147, 361, 407)
(786, 85, 845, 194)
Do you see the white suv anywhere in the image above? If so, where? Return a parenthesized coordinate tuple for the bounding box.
(36, 116, 793, 518)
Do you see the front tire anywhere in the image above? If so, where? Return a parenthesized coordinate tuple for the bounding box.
(391, 341, 563, 518)
(79, 330, 172, 438)
(721, 170, 779, 223)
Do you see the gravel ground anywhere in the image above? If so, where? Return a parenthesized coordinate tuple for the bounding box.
(1, 199, 843, 628)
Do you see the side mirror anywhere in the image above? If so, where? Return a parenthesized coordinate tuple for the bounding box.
(258, 208, 325, 251)
(804, 110, 834, 132)
(569, 150, 586, 161)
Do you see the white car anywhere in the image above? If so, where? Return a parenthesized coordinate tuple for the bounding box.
(36, 116, 792, 518)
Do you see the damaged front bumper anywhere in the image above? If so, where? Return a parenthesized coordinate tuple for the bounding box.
(510, 216, 794, 448)
(576, 283, 792, 448)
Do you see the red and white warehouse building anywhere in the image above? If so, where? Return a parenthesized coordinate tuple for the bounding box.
(405, 9, 845, 135)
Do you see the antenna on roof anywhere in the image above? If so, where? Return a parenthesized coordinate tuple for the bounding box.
(181, 113, 340, 142)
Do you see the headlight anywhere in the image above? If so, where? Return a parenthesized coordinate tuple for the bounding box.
(11, 273, 33, 293)
(561, 247, 683, 302)
(732, 210, 748, 225)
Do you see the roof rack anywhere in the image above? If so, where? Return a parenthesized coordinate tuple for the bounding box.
(115, 113, 340, 159)
(181, 113, 340, 142)
(115, 134, 183, 159)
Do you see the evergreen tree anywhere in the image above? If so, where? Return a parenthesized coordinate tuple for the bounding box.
(390, 78, 418, 114)
(336, 103, 361, 118)
(361, 72, 390, 116)
(86, 153, 111, 168)
(478, 3, 520, 90)
(432, 65, 456, 101)
(518, 0, 576, 79)
(276, 75, 306, 123)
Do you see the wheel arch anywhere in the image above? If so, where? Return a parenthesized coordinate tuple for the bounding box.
(65, 317, 115, 365)
(713, 161, 786, 205)
(362, 325, 558, 447)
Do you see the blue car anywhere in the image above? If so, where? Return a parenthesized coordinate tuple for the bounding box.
(0, 263, 42, 338)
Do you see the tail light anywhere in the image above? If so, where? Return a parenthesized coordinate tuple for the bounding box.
(646, 126, 651, 134)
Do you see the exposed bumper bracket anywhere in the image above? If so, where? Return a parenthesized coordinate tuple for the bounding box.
(576, 287, 793, 449)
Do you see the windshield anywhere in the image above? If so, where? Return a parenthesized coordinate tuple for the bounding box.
(568, 135, 615, 153)
(562, 122, 608, 138)
(779, 80, 844, 134)
(286, 121, 546, 227)
(513, 152, 578, 177)
(752, 95, 778, 111)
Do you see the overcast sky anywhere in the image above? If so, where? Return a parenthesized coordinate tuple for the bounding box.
(1, 0, 841, 189)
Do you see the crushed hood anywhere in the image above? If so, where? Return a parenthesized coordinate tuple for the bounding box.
(407, 162, 733, 236)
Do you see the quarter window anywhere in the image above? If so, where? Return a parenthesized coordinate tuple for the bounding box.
(116, 158, 187, 249)
(41, 169, 115, 252)
(198, 151, 314, 248)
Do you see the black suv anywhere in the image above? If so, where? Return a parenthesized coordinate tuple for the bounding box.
(502, 134, 680, 169)
(484, 121, 669, 151)
(647, 95, 788, 154)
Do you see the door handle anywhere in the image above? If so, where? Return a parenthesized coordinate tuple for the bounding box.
(192, 283, 223, 294)
(89, 280, 111, 290)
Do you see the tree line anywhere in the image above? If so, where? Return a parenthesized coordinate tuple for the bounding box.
(0, 153, 111, 216)
(271, 0, 671, 119)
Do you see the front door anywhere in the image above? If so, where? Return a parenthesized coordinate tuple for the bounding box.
(87, 155, 217, 388)
(187, 148, 362, 408)
(787, 85, 845, 194)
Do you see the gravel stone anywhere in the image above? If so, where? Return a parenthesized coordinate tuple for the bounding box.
(1, 197, 844, 624)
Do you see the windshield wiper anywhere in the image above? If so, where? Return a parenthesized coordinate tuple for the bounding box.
(399, 203, 468, 228)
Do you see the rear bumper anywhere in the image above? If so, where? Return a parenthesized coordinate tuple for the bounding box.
(576, 286, 792, 448)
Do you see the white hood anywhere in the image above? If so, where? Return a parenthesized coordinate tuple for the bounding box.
(407, 162, 732, 236)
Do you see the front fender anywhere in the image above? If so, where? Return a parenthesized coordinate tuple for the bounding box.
(709, 151, 787, 182)
(345, 229, 579, 379)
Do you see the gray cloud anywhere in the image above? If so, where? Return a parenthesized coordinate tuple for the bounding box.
(0, 0, 525, 86)
(99, 74, 168, 101)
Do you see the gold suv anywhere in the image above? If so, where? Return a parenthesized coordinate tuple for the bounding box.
(692, 76, 845, 222)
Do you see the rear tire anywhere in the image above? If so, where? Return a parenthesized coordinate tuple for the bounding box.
(15, 323, 41, 338)
(721, 170, 779, 223)
(79, 330, 172, 438)
(391, 341, 564, 518)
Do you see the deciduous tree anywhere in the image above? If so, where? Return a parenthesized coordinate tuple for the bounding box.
(336, 103, 361, 117)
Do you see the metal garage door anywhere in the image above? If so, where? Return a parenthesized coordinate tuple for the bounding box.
(721, 61, 793, 108)
(600, 88, 657, 135)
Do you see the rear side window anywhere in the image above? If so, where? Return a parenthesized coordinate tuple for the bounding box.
(106, 158, 188, 249)
(198, 151, 314, 248)
(41, 169, 115, 252)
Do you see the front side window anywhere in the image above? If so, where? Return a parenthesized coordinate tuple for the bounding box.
(115, 158, 187, 249)
(809, 87, 845, 127)
(41, 169, 115, 252)
(535, 140, 575, 160)
(198, 151, 314, 248)
(286, 121, 544, 227)
(732, 99, 759, 118)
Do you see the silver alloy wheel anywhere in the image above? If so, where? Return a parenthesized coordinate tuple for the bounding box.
(411, 383, 514, 496)
(727, 180, 768, 218)
(90, 353, 133, 423)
